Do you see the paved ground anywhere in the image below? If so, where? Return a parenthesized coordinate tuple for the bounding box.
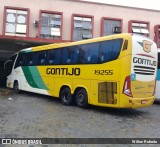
(0, 88, 160, 147)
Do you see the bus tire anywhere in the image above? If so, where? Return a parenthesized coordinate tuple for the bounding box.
(75, 88, 88, 108)
(13, 81, 20, 94)
(60, 87, 73, 106)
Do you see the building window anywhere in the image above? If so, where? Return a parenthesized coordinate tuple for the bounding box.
(128, 20, 150, 37)
(4, 7, 29, 37)
(39, 10, 63, 40)
(72, 14, 94, 41)
(154, 25, 160, 48)
(101, 17, 122, 36)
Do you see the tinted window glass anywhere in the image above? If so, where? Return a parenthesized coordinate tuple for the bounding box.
(14, 53, 26, 68)
(47, 49, 61, 65)
(35, 51, 47, 65)
(79, 43, 99, 64)
(47, 50, 56, 65)
(72, 46, 80, 64)
(99, 39, 123, 63)
(26, 53, 35, 66)
(62, 47, 79, 64)
(62, 47, 71, 64)
(21, 39, 123, 66)
(10, 54, 17, 68)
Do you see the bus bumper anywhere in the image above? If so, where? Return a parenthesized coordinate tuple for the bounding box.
(128, 97, 155, 109)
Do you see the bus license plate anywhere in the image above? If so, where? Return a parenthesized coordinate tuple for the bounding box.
(141, 100, 147, 104)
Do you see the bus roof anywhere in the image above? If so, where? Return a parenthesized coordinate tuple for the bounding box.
(20, 33, 133, 53)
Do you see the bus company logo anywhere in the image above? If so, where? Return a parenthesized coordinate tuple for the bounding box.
(138, 40, 153, 53)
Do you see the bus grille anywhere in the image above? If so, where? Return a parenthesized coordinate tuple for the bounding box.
(134, 65, 155, 75)
(98, 82, 117, 104)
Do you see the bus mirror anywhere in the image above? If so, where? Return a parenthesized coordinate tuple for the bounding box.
(4, 60, 12, 70)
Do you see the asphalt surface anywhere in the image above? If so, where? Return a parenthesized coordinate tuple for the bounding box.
(0, 88, 160, 147)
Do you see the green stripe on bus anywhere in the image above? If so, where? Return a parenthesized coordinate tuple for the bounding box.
(28, 66, 49, 90)
(22, 66, 49, 90)
(22, 66, 39, 88)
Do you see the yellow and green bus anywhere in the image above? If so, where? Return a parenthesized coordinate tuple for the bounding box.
(5, 33, 158, 108)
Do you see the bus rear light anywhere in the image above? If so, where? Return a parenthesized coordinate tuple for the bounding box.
(123, 75, 133, 97)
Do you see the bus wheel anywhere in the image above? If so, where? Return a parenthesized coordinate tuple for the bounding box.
(13, 81, 20, 94)
(75, 89, 88, 108)
(60, 87, 73, 105)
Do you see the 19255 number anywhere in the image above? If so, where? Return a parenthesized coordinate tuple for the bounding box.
(94, 70, 113, 75)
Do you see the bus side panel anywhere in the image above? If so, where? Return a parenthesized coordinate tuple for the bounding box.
(54, 77, 73, 98)
(113, 33, 132, 108)
(90, 80, 98, 105)
(20, 66, 49, 95)
(119, 55, 132, 108)
(46, 77, 54, 91)
(7, 72, 20, 89)
(72, 79, 91, 100)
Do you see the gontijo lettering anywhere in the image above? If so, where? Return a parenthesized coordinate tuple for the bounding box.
(133, 57, 157, 66)
(46, 68, 80, 76)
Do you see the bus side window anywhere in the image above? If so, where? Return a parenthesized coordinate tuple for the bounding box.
(79, 47, 86, 64)
(112, 39, 123, 58)
(35, 51, 47, 65)
(67, 48, 74, 64)
(54, 49, 61, 64)
(99, 52, 105, 62)
(99, 39, 123, 63)
(80, 43, 99, 64)
(100, 41, 112, 62)
(61, 46, 80, 64)
(62, 48, 69, 64)
(47, 50, 55, 65)
(26, 53, 35, 66)
(90, 43, 99, 63)
(72, 46, 80, 64)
